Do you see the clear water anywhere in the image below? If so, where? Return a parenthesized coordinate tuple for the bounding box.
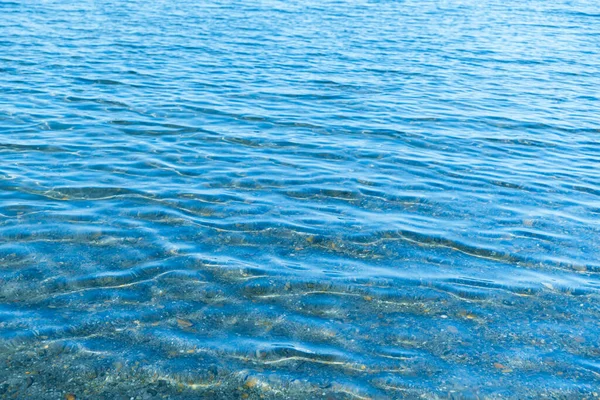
(1, 0, 600, 398)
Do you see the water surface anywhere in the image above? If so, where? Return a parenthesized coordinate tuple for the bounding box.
(1, 0, 600, 398)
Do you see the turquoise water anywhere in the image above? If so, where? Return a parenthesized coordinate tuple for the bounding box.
(1, 0, 600, 398)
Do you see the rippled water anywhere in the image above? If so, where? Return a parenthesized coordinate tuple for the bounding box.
(1, 0, 600, 398)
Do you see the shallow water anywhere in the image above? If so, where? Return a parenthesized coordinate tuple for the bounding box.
(1, 0, 600, 398)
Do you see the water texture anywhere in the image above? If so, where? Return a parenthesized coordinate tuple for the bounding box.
(1, 0, 600, 398)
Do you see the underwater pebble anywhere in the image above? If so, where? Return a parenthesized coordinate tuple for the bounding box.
(177, 319, 193, 328)
(573, 336, 585, 343)
(245, 378, 259, 388)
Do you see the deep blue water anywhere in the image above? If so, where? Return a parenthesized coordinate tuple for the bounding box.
(1, 0, 600, 398)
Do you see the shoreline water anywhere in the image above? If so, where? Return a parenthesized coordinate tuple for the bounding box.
(1, 0, 599, 398)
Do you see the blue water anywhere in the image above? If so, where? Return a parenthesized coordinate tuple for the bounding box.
(1, 0, 600, 398)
